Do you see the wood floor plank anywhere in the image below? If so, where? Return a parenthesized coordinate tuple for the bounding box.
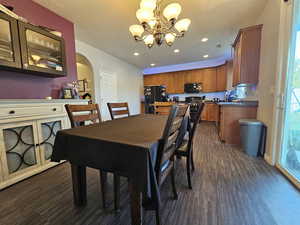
(0, 122, 299, 225)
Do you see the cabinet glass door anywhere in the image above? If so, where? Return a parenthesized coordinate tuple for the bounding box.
(0, 123, 40, 176)
(280, 0, 300, 182)
(26, 30, 63, 72)
(19, 22, 66, 76)
(0, 14, 21, 68)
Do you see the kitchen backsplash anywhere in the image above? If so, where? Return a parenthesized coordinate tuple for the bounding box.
(169, 92, 225, 101)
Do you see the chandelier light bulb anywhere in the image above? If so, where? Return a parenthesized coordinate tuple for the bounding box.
(144, 34, 155, 48)
(148, 19, 157, 29)
(165, 33, 176, 46)
(163, 3, 182, 22)
(129, 24, 145, 38)
(136, 8, 154, 24)
(175, 18, 191, 33)
(140, 0, 157, 11)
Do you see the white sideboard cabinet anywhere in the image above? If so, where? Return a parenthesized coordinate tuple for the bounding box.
(0, 99, 88, 190)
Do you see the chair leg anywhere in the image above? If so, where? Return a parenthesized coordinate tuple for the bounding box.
(186, 155, 192, 189)
(113, 174, 121, 211)
(155, 207, 161, 225)
(171, 159, 178, 200)
(99, 170, 107, 209)
(191, 149, 195, 172)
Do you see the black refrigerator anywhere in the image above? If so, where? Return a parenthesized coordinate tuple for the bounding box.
(144, 85, 168, 113)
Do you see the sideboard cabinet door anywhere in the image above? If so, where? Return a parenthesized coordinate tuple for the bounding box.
(0, 121, 41, 182)
(36, 117, 67, 167)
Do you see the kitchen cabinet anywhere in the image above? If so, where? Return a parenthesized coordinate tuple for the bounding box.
(171, 72, 185, 94)
(232, 24, 262, 87)
(202, 68, 217, 92)
(0, 13, 22, 69)
(143, 64, 228, 94)
(201, 103, 219, 122)
(184, 69, 203, 84)
(18, 22, 67, 77)
(218, 104, 257, 145)
(216, 64, 227, 92)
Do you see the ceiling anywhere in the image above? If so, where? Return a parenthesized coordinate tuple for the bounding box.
(34, 0, 268, 69)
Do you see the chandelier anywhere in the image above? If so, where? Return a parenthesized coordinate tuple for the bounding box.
(129, 0, 191, 48)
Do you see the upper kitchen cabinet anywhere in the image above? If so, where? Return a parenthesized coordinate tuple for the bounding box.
(202, 68, 217, 92)
(232, 24, 263, 87)
(0, 13, 22, 69)
(171, 71, 185, 94)
(18, 22, 67, 77)
(216, 63, 227, 92)
(184, 69, 203, 84)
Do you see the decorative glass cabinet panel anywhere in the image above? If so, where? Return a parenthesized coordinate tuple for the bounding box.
(39, 120, 62, 162)
(1, 123, 40, 175)
(18, 21, 66, 77)
(0, 13, 21, 68)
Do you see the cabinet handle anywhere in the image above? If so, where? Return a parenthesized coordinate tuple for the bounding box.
(52, 108, 57, 111)
(9, 110, 15, 114)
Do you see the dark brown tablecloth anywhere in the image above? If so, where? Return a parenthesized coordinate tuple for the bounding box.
(52, 114, 168, 203)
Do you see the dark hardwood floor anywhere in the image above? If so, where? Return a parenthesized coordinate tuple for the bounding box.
(0, 122, 299, 225)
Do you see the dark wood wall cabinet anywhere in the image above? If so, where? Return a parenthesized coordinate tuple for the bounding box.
(143, 62, 229, 94)
(0, 14, 67, 77)
(232, 24, 262, 87)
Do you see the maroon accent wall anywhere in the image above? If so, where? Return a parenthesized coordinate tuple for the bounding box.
(0, 0, 77, 99)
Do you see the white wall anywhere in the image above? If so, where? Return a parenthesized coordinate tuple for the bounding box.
(75, 40, 143, 121)
(256, 0, 281, 160)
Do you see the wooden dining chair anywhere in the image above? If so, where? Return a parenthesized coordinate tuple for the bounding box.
(65, 104, 121, 210)
(175, 103, 205, 189)
(107, 102, 130, 120)
(145, 104, 188, 225)
(153, 101, 174, 115)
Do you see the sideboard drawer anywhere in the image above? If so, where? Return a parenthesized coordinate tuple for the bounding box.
(0, 105, 63, 118)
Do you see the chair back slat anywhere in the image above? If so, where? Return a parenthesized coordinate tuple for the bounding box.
(65, 104, 102, 128)
(71, 114, 100, 123)
(155, 104, 189, 184)
(107, 102, 130, 120)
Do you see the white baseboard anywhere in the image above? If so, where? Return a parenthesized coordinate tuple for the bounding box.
(264, 154, 275, 166)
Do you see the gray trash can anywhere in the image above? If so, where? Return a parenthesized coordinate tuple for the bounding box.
(239, 119, 266, 157)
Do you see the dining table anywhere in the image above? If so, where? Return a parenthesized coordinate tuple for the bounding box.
(51, 114, 169, 225)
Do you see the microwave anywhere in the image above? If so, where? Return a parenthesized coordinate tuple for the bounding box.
(184, 83, 202, 93)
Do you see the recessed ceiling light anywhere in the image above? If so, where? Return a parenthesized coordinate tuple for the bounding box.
(174, 49, 180, 53)
(203, 54, 209, 58)
(201, 38, 208, 42)
(150, 63, 156, 67)
(133, 52, 140, 56)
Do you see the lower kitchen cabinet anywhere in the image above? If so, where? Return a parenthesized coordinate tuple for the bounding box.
(0, 99, 88, 190)
(201, 103, 219, 122)
(219, 104, 258, 145)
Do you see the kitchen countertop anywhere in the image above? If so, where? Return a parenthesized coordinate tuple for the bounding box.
(217, 101, 258, 107)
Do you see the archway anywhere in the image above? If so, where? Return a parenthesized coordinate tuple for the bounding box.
(76, 53, 95, 101)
